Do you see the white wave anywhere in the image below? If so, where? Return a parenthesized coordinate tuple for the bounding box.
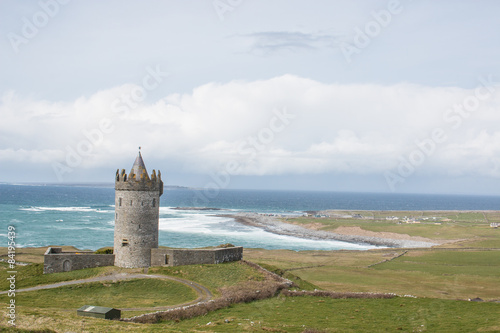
(158, 213, 376, 251)
(17, 243, 38, 248)
(159, 213, 239, 233)
(160, 207, 239, 214)
(55, 226, 113, 231)
(19, 206, 112, 213)
(86, 227, 113, 231)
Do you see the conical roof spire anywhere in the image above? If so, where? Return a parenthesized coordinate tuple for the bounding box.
(130, 148, 149, 181)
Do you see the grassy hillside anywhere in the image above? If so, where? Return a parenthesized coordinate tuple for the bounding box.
(244, 248, 500, 300)
(0, 279, 197, 310)
(149, 261, 266, 296)
(166, 296, 500, 332)
(1, 210, 499, 332)
(2, 296, 498, 332)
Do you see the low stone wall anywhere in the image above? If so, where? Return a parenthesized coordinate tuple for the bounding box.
(44, 246, 243, 273)
(214, 246, 243, 264)
(151, 247, 243, 267)
(43, 247, 115, 274)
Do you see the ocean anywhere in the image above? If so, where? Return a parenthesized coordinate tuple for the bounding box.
(1, 184, 499, 251)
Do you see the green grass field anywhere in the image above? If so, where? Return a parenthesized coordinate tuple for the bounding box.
(244, 248, 500, 300)
(165, 296, 500, 332)
(4, 296, 498, 332)
(148, 261, 266, 296)
(0, 262, 119, 291)
(0, 278, 197, 310)
(1, 211, 500, 332)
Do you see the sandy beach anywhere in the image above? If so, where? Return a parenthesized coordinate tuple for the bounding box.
(222, 213, 444, 248)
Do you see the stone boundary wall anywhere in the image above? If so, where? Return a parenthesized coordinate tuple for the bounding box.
(44, 246, 243, 273)
(122, 260, 290, 324)
(151, 247, 243, 267)
(43, 247, 115, 274)
(214, 247, 243, 264)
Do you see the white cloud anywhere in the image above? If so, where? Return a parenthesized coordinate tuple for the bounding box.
(1, 75, 499, 181)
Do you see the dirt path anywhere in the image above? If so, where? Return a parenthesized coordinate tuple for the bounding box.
(0, 272, 213, 311)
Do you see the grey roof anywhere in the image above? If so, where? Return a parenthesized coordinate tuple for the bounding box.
(77, 305, 121, 320)
(130, 151, 149, 180)
(77, 305, 118, 314)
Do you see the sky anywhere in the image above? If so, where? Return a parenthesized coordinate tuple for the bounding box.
(1, 0, 500, 195)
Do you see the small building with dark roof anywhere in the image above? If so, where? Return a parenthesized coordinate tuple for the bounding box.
(77, 305, 121, 320)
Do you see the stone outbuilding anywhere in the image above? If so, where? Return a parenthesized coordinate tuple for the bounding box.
(77, 305, 121, 320)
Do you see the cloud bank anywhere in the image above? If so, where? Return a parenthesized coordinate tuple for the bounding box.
(1, 75, 499, 184)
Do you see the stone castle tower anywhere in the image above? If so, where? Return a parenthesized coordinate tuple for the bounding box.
(114, 151, 163, 268)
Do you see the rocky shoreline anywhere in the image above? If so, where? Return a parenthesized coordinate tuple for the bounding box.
(220, 213, 441, 248)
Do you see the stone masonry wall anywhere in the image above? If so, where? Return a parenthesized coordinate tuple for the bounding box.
(43, 247, 114, 274)
(214, 246, 243, 264)
(114, 189, 160, 268)
(150, 247, 243, 267)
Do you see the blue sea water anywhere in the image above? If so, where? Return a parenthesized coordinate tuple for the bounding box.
(0, 184, 499, 251)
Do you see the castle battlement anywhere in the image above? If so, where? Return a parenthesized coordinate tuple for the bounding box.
(114, 151, 163, 195)
(115, 168, 163, 194)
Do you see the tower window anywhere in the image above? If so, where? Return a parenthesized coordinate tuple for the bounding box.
(152, 199, 156, 207)
(119, 198, 122, 207)
(130, 200, 133, 206)
(141, 201, 144, 206)
(121, 238, 129, 246)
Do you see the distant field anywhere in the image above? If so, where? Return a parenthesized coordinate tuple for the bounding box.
(245, 210, 500, 301)
(283, 210, 500, 246)
(244, 247, 500, 300)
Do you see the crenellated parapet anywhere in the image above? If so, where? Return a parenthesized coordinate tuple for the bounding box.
(115, 168, 163, 195)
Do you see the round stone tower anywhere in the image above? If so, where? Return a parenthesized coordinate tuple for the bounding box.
(114, 151, 163, 268)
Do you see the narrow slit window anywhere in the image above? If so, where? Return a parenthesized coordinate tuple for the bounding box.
(122, 238, 129, 246)
(119, 198, 122, 207)
(152, 199, 156, 207)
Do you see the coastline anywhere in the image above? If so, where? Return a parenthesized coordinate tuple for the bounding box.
(220, 213, 443, 248)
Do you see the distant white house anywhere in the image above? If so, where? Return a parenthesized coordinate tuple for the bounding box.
(490, 223, 499, 228)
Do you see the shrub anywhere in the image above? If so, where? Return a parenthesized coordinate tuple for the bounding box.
(215, 243, 236, 248)
(94, 248, 113, 254)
